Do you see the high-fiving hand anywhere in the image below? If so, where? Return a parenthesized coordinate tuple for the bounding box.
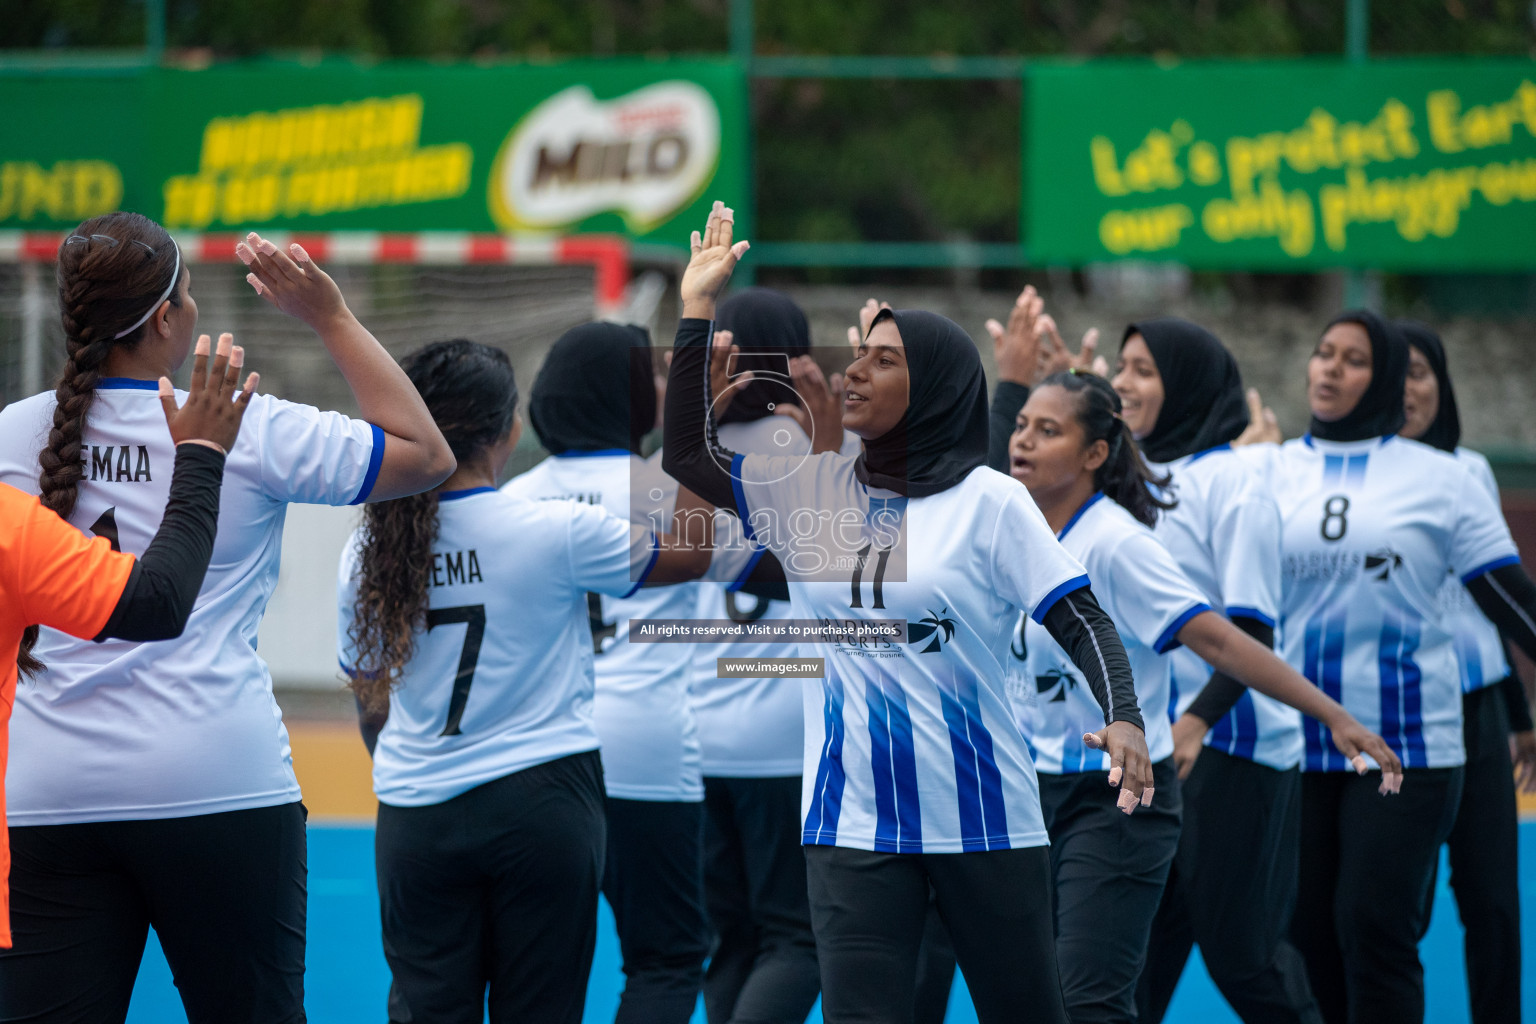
(682, 201, 750, 321)
(846, 298, 892, 348)
(776, 356, 846, 454)
(985, 285, 1103, 385)
(237, 232, 349, 330)
(159, 332, 258, 455)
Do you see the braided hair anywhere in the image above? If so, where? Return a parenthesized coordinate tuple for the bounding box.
(1039, 370, 1175, 528)
(18, 212, 185, 679)
(347, 339, 517, 714)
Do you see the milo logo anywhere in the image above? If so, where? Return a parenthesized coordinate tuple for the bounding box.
(489, 81, 720, 232)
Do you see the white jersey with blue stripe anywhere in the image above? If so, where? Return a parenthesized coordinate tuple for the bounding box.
(690, 418, 863, 778)
(1145, 445, 1303, 770)
(339, 486, 656, 806)
(1438, 448, 1511, 693)
(0, 382, 381, 824)
(1009, 493, 1209, 773)
(505, 451, 751, 802)
(1246, 435, 1520, 772)
(732, 456, 1089, 854)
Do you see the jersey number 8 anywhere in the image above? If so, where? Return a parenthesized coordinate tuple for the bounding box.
(1320, 495, 1350, 542)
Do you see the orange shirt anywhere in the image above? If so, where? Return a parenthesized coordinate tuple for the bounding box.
(0, 483, 135, 948)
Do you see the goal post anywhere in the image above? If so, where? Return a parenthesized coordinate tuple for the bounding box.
(0, 230, 631, 405)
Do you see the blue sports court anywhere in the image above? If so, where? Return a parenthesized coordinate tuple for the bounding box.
(123, 821, 1536, 1024)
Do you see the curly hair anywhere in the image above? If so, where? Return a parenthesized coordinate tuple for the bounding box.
(1038, 369, 1176, 528)
(19, 211, 184, 679)
(347, 339, 517, 714)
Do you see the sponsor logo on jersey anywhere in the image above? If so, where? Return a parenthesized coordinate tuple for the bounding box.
(906, 607, 957, 654)
(1033, 668, 1077, 703)
(1364, 548, 1404, 581)
(825, 616, 903, 659)
(1284, 549, 1364, 582)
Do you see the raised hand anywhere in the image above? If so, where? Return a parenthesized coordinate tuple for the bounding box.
(984, 286, 1102, 385)
(775, 355, 845, 453)
(1037, 314, 1101, 379)
(1235, 387, 1283, 446)
(237, 233, 349, 329)
(159, 332, 258, 455)
(681, 201, 750, 321)
(846, 297, 891, 349)
(1083, 719, 1156, 813)
(984, 285, 1047, 385)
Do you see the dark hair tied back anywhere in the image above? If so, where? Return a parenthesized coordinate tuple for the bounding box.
(1042, 369, 1175, 528)
(19, 211, 183, 680)
(347, 339, 517, 713)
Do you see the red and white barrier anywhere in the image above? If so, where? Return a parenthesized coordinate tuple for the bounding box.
(0, 231, 631, 312)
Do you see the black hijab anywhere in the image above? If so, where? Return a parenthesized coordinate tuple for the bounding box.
(1396, 319, 1461, 453)
(715, 288, 811, 425)
(855, 308, 990, 498)
(529, 322, 656, 455)
(1122, 317, 1248, 463)
(1310, 310, 1409, 442)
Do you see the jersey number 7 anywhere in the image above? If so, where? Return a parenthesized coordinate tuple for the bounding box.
(428, 605, 486, 737)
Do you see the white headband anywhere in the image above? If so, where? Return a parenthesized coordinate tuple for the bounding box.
(114, 238, 182, 340)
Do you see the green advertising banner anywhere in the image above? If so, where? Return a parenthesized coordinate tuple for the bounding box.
(1026, 59, 1536, 269)
(0, 59, 747, 248)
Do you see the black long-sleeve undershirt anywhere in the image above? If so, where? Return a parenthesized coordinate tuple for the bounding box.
(1498, 668, 1534, 733)
(662, 317, 740, 512)
(93, 444, 225, 643)
(656, 319, 802, 603)
(1183, 616, 1274, 726)
(1468, 564, 1536, 733)
(1043, 587, 1146, 732)
(987, 380, 1030, 474)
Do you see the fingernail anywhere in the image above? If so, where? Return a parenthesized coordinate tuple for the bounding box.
(158, 377, 173, 397)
